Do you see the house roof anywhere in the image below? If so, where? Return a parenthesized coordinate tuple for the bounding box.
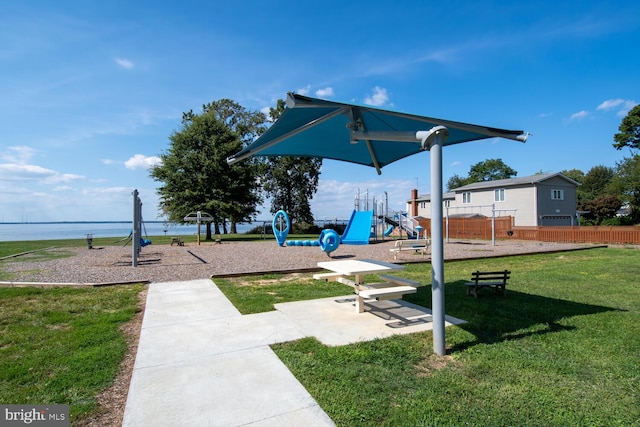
(451, 172, 579, 192)
(410, 192, 456, 203)
(408, 172, 579, 203)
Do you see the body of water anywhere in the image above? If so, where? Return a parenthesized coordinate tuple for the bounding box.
(0, 221, 258, 242)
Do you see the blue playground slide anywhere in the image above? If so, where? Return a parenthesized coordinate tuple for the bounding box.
(340, 210, 373, 245)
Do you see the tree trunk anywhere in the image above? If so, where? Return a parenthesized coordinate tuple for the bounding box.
(206, 223, 212, 240)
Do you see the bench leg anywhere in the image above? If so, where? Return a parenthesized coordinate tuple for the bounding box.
(355, 295, 365, 313)
(466, 285, 478, 298)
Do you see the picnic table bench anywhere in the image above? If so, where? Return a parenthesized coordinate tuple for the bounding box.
(389, 238, 430, 260)
(357, 274, 421, 312)
(465, 270, 510, 298)
(171, 237, 184, 246)
(314, 260, 422, 313)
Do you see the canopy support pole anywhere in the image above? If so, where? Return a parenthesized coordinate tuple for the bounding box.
(132, 189, 140, 268)
(426, 129, 446, 357)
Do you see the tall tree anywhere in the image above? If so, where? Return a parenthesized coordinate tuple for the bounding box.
(446, 158, 517, 190)
(611, 155, 640, 223)
(150, 103, 264, 238)
(580, 165, 615, 201)
(467, 158, 517, 182)
(446, 174, 469, 191)
(262, 99, 322, 224)
(611, 106, 640, 223)
(613, 104, 640, 152)
(561, 168, 585, 185)
(562, 168, 587, 205)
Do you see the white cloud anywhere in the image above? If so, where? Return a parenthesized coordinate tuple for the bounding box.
(597, 98, 637, 117)
(295, 85, 311, 96)
(364, 86, 390, 107)
(124, 154, 162, 170)
(450, 161, 463, 167)
(114, 57, 134, 69)
(0, 163, 55, 180)
(1, 146, 37, 164)
(311, 178, 413, 219)
(0, 163, 84, 184)
(569, 110, 589, 121)
(101, 158, 116, 165)
(315, 87, 334, 98)
(260, 106, 274, 122)
(597, 98, 625, 110)
(44, 173, 84, 184)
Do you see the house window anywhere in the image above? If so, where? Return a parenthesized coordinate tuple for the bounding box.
(444, 200, 450, 208)
(551, 189, 564, 200)
(462, 192, 471, 204)
(420, 202, 426, 209)
(494, 188, 505, 202)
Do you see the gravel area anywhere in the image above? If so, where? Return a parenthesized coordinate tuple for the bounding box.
(1, 239, 603, 285)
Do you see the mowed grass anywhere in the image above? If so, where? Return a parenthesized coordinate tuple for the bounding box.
(0, 284, 144, 424)
(215, 273, 347, 314)
(219, 247, 640, 426)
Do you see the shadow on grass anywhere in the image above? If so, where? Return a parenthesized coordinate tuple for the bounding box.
(404, 281, 622, 352)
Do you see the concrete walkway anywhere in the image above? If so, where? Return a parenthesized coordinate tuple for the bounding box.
(122, 279, 465, 426)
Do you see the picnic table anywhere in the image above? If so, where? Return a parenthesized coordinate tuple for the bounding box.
(314, 259, 419, 313)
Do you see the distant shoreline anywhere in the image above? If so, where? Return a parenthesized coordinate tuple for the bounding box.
(0, 221, 160, 225)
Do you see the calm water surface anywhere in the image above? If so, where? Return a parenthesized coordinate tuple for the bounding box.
(0, 222, 256, 242)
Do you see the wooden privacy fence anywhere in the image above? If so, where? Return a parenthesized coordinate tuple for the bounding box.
(415, 217, 514, 240)
(510, 226, 640, 244)
(414, 217, 640, 244)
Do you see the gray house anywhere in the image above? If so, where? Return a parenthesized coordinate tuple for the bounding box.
(408, 173, 580, 226)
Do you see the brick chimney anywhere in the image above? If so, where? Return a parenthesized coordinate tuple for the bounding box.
(410, 188, 418, 217)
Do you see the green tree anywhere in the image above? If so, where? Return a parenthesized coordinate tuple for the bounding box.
(611, 155, 640, 223)
(150, 102, 264, 238)
(561, 168, 585, 185)
(262, 99, 322, 224)
(613, 104, 640, 152)
(580, 165, 615, 201)
(446, 158, 517, 190)
(446, 174, 470, 191)
(468, 158, 517, 182)
(580, 195, 623, 225)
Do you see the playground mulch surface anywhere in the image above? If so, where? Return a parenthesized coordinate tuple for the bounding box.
(1, 239, 603, 285)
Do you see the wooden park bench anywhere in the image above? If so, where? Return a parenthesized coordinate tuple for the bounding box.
(171, 237, 184, 246)
(389, 238, 430, 260)
(465, 270, 510, 298)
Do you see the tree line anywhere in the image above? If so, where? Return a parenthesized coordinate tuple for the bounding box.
(446, 105, 640, 225)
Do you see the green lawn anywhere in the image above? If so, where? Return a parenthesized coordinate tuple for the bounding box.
(221, 248, 640, 426)
(0, 285, 144, 425)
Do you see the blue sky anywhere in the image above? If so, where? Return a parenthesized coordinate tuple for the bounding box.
(1, 1, 639, 223)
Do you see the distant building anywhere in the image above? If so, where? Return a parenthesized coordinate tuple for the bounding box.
(408, 172, 580, 226)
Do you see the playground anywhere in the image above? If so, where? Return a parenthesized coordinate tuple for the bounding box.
(1, 238, 592, 285)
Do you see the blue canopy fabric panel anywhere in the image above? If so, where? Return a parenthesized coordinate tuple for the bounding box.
(228, 93, 527, 172)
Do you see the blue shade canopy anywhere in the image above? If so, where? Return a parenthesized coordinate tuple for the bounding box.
(227, 93, 528, 174)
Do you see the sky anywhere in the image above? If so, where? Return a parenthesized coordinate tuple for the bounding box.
(1, 1, 639, 223)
